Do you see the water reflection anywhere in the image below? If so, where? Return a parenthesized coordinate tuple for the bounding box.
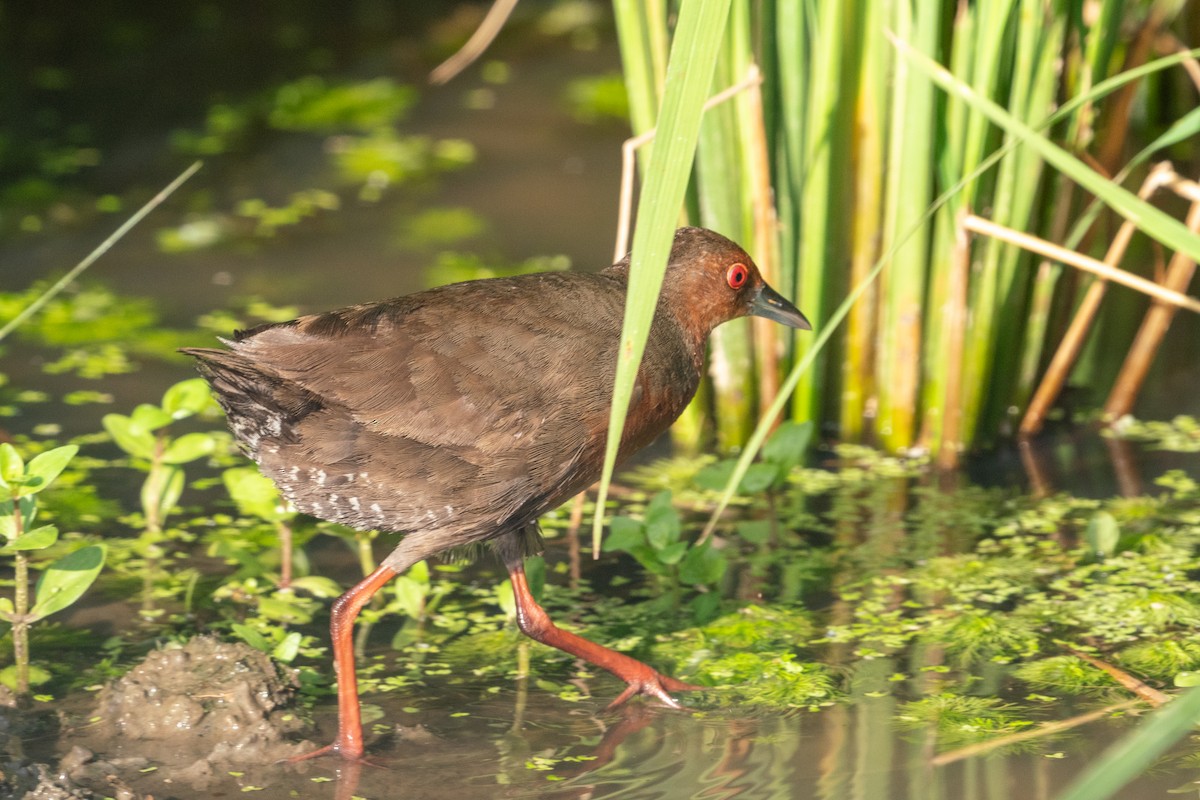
(276, 680, 1184, 800)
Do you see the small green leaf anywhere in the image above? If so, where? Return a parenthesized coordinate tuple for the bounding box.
(288, 575, 342, 598)
(22, 445, 78, 496)
(407, 559, 430, 585)
(679, 543, 727, 585)
(393, 576, 429, 619)
(223, 467, 285, 521)
(735, 519, 773, 545)
(645, 491, 680, 549)
(29, 545, 106, 621)
(0, 664, 51, 690)
(1, 525, 58, 552)
(740, 463, 782, 493)
(494, 578, 516, 618)
(231, 623, 270, 652)
(656, 540, 689, 565)
(602, 516, 645, 552)
(272, 631, 303, 663)
(258, 596, 313, 624)
(102, 413, 156, 459)
(130, 403, 174, 432)
(1, 497, 38, 538)
(690, 591, 721, 623)
(1175, 671, 1200, 688)
(525, 555, 545, 602)
(761, 420, 813, 473)
(161, 432, 216, 465)
(1086, 512, 1120, 559)
(162, 378, 213, 418)
(0, 443, 24, 486)
(629, 545, 670, 575)
(694, 459, 737, 492)
(0, 597, 13, 619)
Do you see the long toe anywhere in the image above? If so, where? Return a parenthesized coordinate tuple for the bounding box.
(605, 671, 704, 711)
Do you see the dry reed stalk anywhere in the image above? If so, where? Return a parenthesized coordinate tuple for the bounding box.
(935, 210, 971, 468)
(1105, 186, 1200, 417)
(1070, 649, 1172, 707)
(1018, 164, 1173, 436)
(931, 699, 1145, 766)
(613, 70, 764, 262)
(962, 215, 1200, 313)
(428, 0, 520, 85)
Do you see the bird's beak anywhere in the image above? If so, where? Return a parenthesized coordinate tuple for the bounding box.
(750, 283, 811, 330)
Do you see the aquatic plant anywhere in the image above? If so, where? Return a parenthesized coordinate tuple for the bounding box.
(0, 443, 105, 694)
(102, 378, 219, 617)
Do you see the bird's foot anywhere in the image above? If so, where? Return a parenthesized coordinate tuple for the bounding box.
(606, 670, 703, 711)
(284, 741, 383, 767)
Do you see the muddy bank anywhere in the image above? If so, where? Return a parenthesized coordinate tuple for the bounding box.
(0, 636, 313, 799)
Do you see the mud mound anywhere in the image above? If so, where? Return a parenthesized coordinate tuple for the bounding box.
(91, 636, 311, 779)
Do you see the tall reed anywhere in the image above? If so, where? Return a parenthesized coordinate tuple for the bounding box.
(613, 0, 1198, 456)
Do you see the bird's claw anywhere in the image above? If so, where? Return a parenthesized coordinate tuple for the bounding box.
(605, 671, 703, 711)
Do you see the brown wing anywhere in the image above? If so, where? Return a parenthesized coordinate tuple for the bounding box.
(228, 273, 631, 539)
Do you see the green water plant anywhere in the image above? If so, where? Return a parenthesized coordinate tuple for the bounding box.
(221, 465, 299, 588)
(0, 443, 105, 694)
(602, 491, 726, 620)
(102, 378, 218, 616)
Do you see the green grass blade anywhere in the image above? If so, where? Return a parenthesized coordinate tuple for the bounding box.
(891, 34, 1200, 263)
(592, 0, 732, 554)
(1055, 689, 1200, 800)
(0, 161, 202, 343)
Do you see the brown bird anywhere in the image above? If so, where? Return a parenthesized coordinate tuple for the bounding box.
(183, 226, 810, 761)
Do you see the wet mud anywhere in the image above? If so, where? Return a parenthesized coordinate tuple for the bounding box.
(1, 637, 311, 799)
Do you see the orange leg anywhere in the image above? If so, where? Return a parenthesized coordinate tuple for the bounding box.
(290, 563, 398, 762)
(506, 559, 700, 708)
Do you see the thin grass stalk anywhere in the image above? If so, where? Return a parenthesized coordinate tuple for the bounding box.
(971, 0, 1063, 442)
(943, 0, 1017, 449)
(925, 0, 1014, 449)
(789, 0, 848, 428)
(963, 215, 1200, 311)
(696, 6, 757, 450)
(1094, 4, 1168, 176)
(875, 0, 939, 451)
(612, 0, 667, 144)
(841, 0, 884, 441)
(0, 161, 202, 344)
(771, 0, 808, 332)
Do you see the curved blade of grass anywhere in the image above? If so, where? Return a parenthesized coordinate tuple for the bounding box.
(0, 161, 202, 343)
(592, 0, 732, 556)
(1064, 103, 1200, 250)
(890, 33, 1200, 263)
(700, 45, 1200, 539)
(1055, 688, 1200, 800)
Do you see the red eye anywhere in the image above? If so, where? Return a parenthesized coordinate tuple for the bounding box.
(726, 263, 749, 289)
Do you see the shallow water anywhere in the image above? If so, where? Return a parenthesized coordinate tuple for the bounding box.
(3, 5, 1200, 800)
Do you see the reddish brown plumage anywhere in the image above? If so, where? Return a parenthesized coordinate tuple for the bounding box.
(183, 226, 809, 761)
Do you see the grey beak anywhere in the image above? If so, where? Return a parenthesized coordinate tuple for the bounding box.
(750, 283, 811, 330)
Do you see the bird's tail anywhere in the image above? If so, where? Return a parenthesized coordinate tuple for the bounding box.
(181, 347, 322, 457)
